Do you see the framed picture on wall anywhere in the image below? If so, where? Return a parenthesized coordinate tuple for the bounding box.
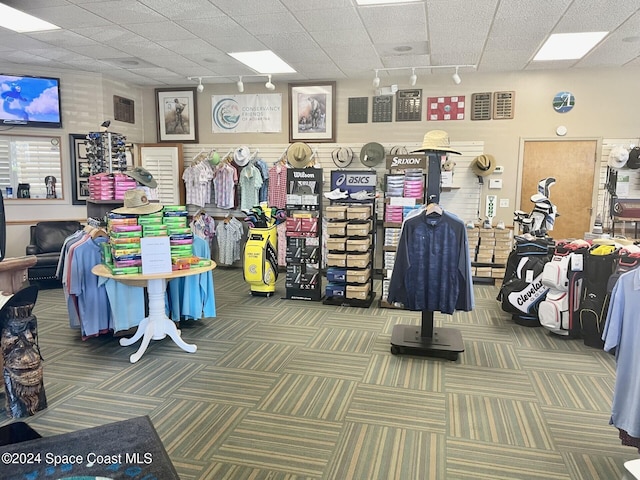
(288, 82, 336, 143)
(69, 133, 90, 205)
(155, 87, 198, 143)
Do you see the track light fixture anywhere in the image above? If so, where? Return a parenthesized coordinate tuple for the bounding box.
(409, 68, 417, 86)
(372, 64, 475, 87)
(373, 69, 380, 88)
(452, 67, 461, 85)
(265, 74, 275, 90)
(187, 74, 277, 91)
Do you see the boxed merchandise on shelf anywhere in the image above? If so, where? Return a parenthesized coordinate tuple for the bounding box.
(347, 252, 370, 268)
(327, 253, 347, 267)
(346, 221, 372, 236)
(326, 237, 346, 251)
(346, 237, 371, 252)
(347, 268, 371, 284)
(326, 268, 347, 283)
(327, 222, 347, 236)
(326, 283, 346, 298)
(326, 205, 348, 220)
(346, 205, 372, 220)
(475, 266, 492, 277)
(346, 283, 371, 300)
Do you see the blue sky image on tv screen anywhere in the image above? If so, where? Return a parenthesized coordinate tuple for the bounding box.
(0, 75, 61, 124)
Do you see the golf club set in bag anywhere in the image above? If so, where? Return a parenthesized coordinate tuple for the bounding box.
(242, 204, 287, 297)
(499, 177, 640, 345)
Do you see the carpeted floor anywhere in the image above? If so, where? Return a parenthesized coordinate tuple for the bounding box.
(0, 268, 636, 479)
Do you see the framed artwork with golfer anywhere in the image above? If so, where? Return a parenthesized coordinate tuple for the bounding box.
(155, 87, 198, 143)
(288, 82, 336, 143)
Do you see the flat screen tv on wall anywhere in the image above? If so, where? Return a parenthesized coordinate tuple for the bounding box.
(0, 74, 62, 128)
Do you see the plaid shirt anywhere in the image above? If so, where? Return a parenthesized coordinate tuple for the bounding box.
(268, 163, 288, 209)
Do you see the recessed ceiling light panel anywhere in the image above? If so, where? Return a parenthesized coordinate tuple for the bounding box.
(0, 3, 60, 33)
(533, 32, 608, 61)
(228, 50, 296, 74)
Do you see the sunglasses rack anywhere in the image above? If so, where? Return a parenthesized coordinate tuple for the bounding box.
(85, 131, 127, 175)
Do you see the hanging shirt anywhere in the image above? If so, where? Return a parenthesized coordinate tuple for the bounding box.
(268, 163, 288, 209)
(254, 158, 270, 203)
(602, 268, 640, 439)
(183, 162, 214, 207)
(167, 236, 216, 321)
(388, 210, 474, 314)
(68, 237, 111, 338)
(216, 218, 244, 265)
(213, 164, 237, 209)
(239, 163, 264, 211)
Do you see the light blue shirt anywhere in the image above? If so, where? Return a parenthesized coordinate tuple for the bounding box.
(69, 237, 111, 337)
(167, 236, 216, 320)
(602, 267, 640, 437)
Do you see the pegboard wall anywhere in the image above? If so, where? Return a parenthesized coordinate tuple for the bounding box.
(597, 138, 640, 233)
(182, 141, 485, 224)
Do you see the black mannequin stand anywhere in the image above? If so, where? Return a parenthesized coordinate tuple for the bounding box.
(390, 310, 464, 360)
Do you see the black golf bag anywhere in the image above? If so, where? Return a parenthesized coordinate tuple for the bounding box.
(578, 245, 619, 348)
(497, 237, 555, 326)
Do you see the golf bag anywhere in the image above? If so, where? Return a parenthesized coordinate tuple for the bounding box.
(538, 240, 589, 337)
(513, 178, 559, 237)
(497, 236, 554, 325)
(578, 244, 619, 348)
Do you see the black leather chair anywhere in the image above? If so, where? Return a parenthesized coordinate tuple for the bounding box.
(25, 221, 82, 286)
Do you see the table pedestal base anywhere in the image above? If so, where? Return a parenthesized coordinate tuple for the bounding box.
(119, 278, 197, 363)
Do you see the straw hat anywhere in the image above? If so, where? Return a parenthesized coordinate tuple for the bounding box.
(332, 147, 353, 168)
(413, 130, 461, 155)
(125, 166, 157, 188)
(287, 142, 313, 168)
(111, 189, 163, 215)
(360, 142, 385, 167)
(233, 146, 251, 167)
(471, 154, 496, 177)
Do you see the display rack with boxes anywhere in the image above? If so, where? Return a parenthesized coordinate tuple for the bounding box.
(379, 154, 429, 308)
(468, 226, 513, 284)
(285, 168, 323, 301)
(324, 170, 376, 308)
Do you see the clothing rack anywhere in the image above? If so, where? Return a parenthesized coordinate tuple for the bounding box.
(390, 152, 466, 360)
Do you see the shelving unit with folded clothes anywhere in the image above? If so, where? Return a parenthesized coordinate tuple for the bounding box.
(284, 167, 323, 301)
(323, 200, 376, 308)
(380, 169, 427, 308)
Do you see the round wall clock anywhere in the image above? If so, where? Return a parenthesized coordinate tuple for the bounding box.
(553, 91, 575, 113)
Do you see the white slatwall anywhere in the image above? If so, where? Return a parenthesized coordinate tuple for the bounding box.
(182, 141, 484, 223)
(597, 138, 640, 232)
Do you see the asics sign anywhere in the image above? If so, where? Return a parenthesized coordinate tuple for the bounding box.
(334, 173, 376, 188)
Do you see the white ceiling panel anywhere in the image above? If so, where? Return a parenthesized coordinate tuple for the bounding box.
(0, 0, 637, 87)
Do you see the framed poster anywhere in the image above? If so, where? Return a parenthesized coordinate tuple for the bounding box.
(288, 82, 336, 143)
(155, 87, 198, 143)
(69, 133, 90, 205)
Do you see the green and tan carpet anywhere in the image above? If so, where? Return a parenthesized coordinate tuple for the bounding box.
(0, 269, 636, 479)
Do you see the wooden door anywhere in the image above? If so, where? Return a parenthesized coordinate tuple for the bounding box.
(521, 140, 597, 240)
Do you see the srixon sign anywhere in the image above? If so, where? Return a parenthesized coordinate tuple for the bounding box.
(385, 154, 427, 170)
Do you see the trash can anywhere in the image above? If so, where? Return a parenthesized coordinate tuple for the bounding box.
(243, 225, 278, 296)
(1, 285, 47, 418)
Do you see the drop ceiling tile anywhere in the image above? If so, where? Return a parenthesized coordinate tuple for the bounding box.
(28, 30, 99, 48)
(554, 0, 639, 31)
(233, 12, 305, 35)
(158, 39, 225, 56)
(359, 2, 426, 29)
(205, 0, 287, 16)
(121, 22, 197, 42)
(380, 54, 432, 69)
(369, 26, 427, 44)
(71, 25, 140, 45)
(294, 7, 362, 33)
(138, 0, 225, 20)
(80, 1, 166, 25)
(67, 44, 135, 59)
(281, 0, 353, 11)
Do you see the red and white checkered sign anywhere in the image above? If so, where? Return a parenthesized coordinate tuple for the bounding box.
(427, 96, 465, 121)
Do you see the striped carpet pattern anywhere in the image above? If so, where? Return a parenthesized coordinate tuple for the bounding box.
(0, 270, 636, 480)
